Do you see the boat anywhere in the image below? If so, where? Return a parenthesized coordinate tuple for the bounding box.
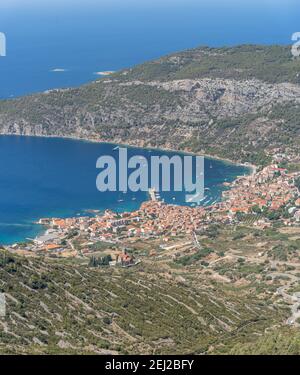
(113, 146, 119, 150)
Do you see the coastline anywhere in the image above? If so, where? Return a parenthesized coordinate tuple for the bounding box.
(0, 133, 255, 245)
(0, 132, 257, 174)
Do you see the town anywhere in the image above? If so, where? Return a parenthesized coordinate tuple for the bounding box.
(5, 162, 300, 267)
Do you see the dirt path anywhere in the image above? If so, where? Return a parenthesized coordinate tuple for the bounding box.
(268, 272, 300, 326)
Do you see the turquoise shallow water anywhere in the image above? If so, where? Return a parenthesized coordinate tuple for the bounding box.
(0, 136, 250, 245)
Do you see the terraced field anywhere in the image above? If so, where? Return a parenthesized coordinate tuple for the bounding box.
(0, 250, 287, 354)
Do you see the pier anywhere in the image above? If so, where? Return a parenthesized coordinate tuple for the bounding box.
(149, 188, 157, 201)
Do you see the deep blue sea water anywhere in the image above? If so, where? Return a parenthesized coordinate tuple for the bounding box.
(0, 1, 296, 243)
(0, 136, 249, 244)
(0, 0, 299, 98)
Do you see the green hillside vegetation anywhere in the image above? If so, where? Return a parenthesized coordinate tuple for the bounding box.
(228, 327, 300, 355)
(115, 45, 300, 84)
(0, 249, 287, 355)
(0, 45, 299, 165)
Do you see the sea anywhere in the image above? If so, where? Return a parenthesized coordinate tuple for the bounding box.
(0, 136, 250, 244)
(0, 0, 298, 98)
(0, 0, 298, 243)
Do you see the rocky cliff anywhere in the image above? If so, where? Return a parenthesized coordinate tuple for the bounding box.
(0, 45, 299, 164)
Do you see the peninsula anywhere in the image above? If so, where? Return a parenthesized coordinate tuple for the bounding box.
(0, 45, 300, 355)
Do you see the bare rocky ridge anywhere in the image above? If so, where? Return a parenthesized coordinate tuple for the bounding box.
(0, 45, 300, 355)
(0, 45, 299, 163)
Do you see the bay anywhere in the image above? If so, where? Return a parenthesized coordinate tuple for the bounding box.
(0, 135, 249, 244)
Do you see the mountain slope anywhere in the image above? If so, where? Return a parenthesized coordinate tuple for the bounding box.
(0, 250, 287, 355)
(0, 45, 299, 164)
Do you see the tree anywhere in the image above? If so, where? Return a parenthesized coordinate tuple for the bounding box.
(252, 205, 262, 214)
(88, 255, 112, 267)
(88, 256, 98, 267)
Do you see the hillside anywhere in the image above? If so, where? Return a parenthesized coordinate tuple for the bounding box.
(2, 222, 300, 354)
(1, 45, 300, 355)
(0, 248, 288, 355)
(0, 45, 299, 164)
